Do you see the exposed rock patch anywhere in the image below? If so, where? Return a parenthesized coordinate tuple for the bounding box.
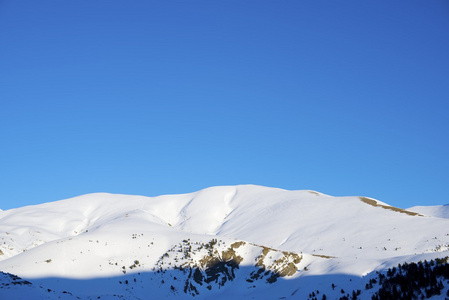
(360, 197, 422, 217)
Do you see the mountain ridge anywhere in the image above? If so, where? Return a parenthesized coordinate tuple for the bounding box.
(0, 185, 448, 299)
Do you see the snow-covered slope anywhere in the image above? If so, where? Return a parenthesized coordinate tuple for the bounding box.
(408, 204, 449, 219)
(0, 185, 448, 299)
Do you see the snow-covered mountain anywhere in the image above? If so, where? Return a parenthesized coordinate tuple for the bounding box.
(408, 204, 449, 219)
(0, 185, 448, 299)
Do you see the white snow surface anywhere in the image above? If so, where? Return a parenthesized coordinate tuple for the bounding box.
(0, 185, 448, 299)
(408, 204, 449, 219)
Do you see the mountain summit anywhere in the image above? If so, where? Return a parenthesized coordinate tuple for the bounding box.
(1, 185, 448, 299)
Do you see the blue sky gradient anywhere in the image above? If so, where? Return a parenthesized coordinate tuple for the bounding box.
(1, 0, 448, 210)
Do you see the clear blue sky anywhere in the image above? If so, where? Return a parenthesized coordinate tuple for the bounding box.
(1, 0, 448, 210)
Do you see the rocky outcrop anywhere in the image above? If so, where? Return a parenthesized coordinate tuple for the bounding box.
(154, 238, 304, 296)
